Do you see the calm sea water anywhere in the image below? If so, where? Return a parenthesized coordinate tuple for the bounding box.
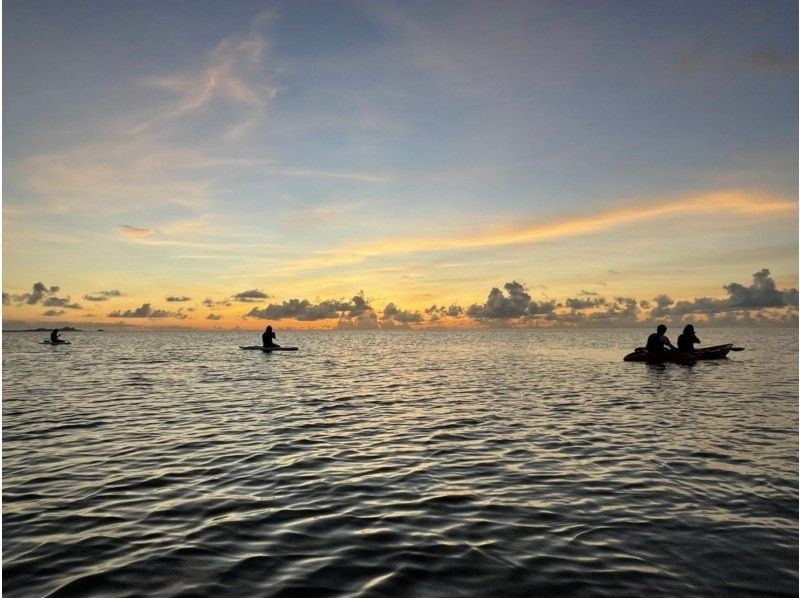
(3, 328, 797, 597)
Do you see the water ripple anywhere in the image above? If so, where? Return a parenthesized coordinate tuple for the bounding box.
(3, 329, 797, 596)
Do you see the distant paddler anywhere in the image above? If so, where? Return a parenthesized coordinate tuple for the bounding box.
(262, 325, 281, 349)
(50, 328, 62, 343)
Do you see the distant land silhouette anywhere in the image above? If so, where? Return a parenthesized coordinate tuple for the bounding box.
(4, 327, 82, 332)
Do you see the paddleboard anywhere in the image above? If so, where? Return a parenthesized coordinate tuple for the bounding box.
(41, 340, 71, 345)
(239, 345, 298, 351)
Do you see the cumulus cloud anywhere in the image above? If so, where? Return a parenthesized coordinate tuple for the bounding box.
(337, 310, 379, 329)
(207, 313, 223, 320)
(42, 309, 66, 316)
(84, 290, 124, 301)
(233, 289, 269, 302)
(346, 292, 373, 317)
(724, 269, 797, 308)
(166, 296, 192, 302)
(556, 296, 640, 327)
(467, 281, 555, 320)
(246, 298, 351, 320)
(564, 296, 607, 309)
(117, 225, 154, 237)
(244, 293, 378, 324)
(382, 302, 423, 326)
(8, 282, 80, 309)
(43, 297, 82, 309)
(12, 282, 59, 305)
(108, 303, 175, 318)
(336, 292, 379, 329)
(202, 298, 232, 308)
(651, 269, 797, 317)
(425, 304, 464, 321)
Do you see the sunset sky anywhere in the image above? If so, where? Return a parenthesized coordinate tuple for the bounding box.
(3, 0, 798, 329)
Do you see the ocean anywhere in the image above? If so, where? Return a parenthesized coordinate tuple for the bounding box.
(3, 328, 797, 596)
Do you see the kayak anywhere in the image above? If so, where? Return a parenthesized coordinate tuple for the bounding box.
(623, 343, 737, 364)
(239, 346, 299, 352)
(692, 344, 734, 359)
(623, 350, 696, 365)
(41, 340, 71, 345)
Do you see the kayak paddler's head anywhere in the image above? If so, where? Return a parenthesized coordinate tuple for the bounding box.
(683, 324, 695, 334)
(656, 324, 667, 334)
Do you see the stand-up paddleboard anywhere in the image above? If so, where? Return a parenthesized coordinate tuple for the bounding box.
(239, 345, 298, 352)
(41, 340, 71, 345)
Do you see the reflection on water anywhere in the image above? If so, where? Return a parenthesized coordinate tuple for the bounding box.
(3, 329, 797, 596)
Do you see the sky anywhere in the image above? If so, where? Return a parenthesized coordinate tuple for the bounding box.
(3, 0, 798, 329)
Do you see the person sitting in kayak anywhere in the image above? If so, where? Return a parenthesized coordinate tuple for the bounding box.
(677, 324, 700, 352)
(645, 324, 676, 352)
(50, 328, 61, 343)
(262, 325, 280, 348)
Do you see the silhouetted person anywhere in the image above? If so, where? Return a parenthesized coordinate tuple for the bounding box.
(677, 324, 700, 352)
(50, 328, 61, 343)
(645, 324, 676, 352)
(262, 325, 280, 348)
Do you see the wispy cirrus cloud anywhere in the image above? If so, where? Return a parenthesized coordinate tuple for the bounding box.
(275, 169, 393, 183)
(117, 225, 154, 238)
(743, 48, 797, 75)
(288, 190, 795, 270)
(5, 14, 279, 221)
(133, 12, 277, 139)
(364, 190, 792, 254)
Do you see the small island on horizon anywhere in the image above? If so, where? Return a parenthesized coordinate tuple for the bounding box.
(3, 326, 83, 333)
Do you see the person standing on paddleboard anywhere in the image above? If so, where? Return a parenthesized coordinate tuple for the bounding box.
(262, 325, 280, 348)
(645, 324, 676, 352)
(677, 324, 700, 352)
(50, 328, 61, 343)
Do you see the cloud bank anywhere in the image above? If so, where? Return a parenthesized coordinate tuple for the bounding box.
(236, 269, 796, 328)
(5, 269, 795, 328)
